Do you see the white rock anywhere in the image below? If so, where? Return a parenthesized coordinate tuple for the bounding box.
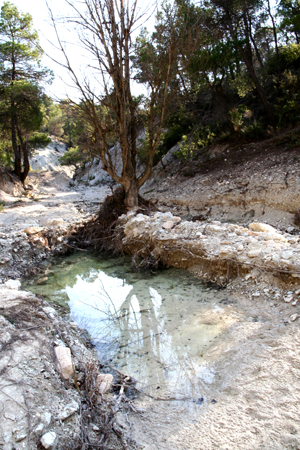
(247, 248, 262, 258)
(15, 431, 27, 442)
(263, 232, 285, 241)
(34, 423, 44, 434)
(57, 401, 79, 420)
(4, 280, 21, 290)
(289, 314, 299, 322)
(219, 246, 233, 256)
(43, 307, 57, 317)
(295, 289, 300, 295)
(42, 412, 52, 425)
(4, 412, 16, 420)
(40, 431, 57, 449)
(205, 224, 224, 234)
(24, 226, 43, 235)
(252, 291, 261, 297)
(96, 373, 113, 394)
(249, 223, 277, 233)
(237, 244, 244, 251)
(284, 296, 294, 303)
(281, 251, 294, 260)
(54, 346, 74, 380)
(162, 221, 174, 230)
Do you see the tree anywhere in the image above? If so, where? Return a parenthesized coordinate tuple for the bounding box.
(210, 0, 275, 122)
(50, 0, 196, 208)
(0, 2, 51, 183)
(278, 0, 300, 44)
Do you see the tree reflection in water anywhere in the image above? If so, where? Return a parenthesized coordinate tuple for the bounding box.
(24, 254, 224, 399)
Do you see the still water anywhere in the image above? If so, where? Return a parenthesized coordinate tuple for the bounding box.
(23, 253, 239, 400)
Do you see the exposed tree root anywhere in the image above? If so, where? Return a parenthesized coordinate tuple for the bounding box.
(69, 187, 155, 254)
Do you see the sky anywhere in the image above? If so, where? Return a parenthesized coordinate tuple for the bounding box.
(0, 0, 155, 101)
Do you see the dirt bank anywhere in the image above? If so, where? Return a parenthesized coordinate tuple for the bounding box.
(141, 130, 300, 231)
(0, 170, 111, 280)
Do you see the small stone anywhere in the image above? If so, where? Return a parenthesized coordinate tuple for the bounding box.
(252, 291, 261, 297)
(42, 412, 52, 425)
(263, 232, 285, 241)
(281, 251, 293, 260)
(54, 346, 74, 380)
(96, 373, 113, 394)
(295, 289, 300, 295)
(24, 226, 43, 235)
(4, 280, 21, 290)
(292, 300, 298, 306)
(287, 227, 295, 233)
(57, 401, 79, 420)
(249, 223, 277, 233)
(247, 248, 262, 258)
(15, 431, 27, 442)
(289, 314, 299, 322)
(40, 431, 56, 449)
(162, 221, 174, 230)
(35, 423, 45, 435)
(237, 244, 244, 251)
(49, 218, 65, 226)
(284, 296, 294, 303)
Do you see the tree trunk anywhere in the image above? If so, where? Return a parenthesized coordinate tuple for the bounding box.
(123, 179, 139, 209)
(20, 141, 30, 185)
(241, 50, 275, 122)
(11, 115, 21, 178)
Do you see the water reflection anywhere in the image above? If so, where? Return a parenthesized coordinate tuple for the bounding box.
(24, 254, 235, 399)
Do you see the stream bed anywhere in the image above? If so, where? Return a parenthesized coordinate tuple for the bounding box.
(23, 253, 242, 406)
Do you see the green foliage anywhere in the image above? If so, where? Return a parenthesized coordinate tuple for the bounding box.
(273, 69, 300, 124)
(176, 126, 216, 160)
(41, 98, 65, 138)
(28, 132, 51, 149)
(278, 0, 300, 44)
(59, 146, 87, 167)
(266, 44, 300, 74)
(228, 105, 248, 133)
(0, 201, 5, 212)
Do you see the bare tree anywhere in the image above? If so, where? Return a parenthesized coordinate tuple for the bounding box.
(49, 0, 191, 208)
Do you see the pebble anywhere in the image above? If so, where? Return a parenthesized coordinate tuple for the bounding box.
(289, 314, 299, 322)
(57, 401, 79, 420)
(40, 431, 57, 449)
(42, 412, 52, 425)
(252, 292, 261, 297)
(284, 296, 294, 303)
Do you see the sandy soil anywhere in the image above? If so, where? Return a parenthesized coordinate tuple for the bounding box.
(127, 278, 300, 450)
